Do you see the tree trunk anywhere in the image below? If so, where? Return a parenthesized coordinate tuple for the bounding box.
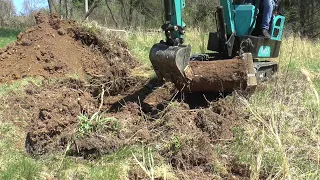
(83, 0, 100, 21)
(48, 0, 53, 14)
(59, 0, 62, 16)
(105, 0, 119, 28)
(65, 0, 68, 19)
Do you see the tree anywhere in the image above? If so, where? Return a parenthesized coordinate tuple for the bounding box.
(282, 0, 320, 37)
(0, 0, 15, 27)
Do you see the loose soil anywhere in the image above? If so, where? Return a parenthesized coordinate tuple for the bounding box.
(0, 12, 138, 89)
(0, 13, 250, 179)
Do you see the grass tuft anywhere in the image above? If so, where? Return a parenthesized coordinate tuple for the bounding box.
(77, 112, 119, 137)
(0, 77, 42, 97)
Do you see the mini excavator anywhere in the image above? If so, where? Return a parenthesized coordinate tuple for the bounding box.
(149, 0, 285, 92)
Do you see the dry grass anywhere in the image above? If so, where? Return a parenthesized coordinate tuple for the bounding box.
(228, 36, 320, 179)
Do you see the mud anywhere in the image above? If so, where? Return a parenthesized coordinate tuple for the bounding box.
(0, 13, 250, 179)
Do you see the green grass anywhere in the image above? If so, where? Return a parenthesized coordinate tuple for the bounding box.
(0, 122, 41, 180)
(1, 156, 41, 180)
(0, 77, 43, 97)
(127, 28, 209, 65)
(39, 147, 135, 179)
(128, 31, 162, 65)
(77, 112, 119, 137)
(0, 28, 21, 48)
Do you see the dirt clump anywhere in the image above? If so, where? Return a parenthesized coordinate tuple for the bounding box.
(195, 109, 227, 139)
(22, 80, 98, 154)
(0, 12, 141, 155)
(142, 82, 177, 112)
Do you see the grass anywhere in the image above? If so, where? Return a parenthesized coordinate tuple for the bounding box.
(127, 28, 209, 65)
(128, 31, 162, 65)
(229, 73, 320, 179)
(40, 147, 135, 179)
(0, 77, 43, 97)
(77, 112, 119, 137)
(0, 28, 20, 48)
(278, 36, 320, 71)
(0, 121, 41, 179)
(224, 36, 320, 178)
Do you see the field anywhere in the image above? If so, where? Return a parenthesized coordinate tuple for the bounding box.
(0, 14, 320, 180)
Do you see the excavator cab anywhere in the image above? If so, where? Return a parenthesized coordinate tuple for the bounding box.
(207, 0, 285, 58)
(149, 0, 285, 93)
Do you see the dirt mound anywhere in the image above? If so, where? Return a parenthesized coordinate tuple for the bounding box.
(0, 12, 142, 155)
(0, 12, 138, 85)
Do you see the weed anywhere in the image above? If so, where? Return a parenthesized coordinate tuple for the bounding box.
(199, 32, 207, 54)
(77, 112, 119, 137)
(133, 147, 155, 180)
(171, 136, 182, 153)
(132, 146, 177, 180)
(226, 70, 320, 179)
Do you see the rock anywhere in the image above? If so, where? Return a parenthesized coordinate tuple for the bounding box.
(57, 29, 66, 36)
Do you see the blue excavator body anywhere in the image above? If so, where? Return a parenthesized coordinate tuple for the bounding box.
(149, 0, 285, 93)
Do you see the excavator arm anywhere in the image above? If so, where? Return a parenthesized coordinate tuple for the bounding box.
(149, 0, 191, 86)
(162, 0, 186, 46)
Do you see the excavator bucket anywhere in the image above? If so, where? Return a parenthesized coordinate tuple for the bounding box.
(150, 43, 257, 93)
(149, 43, 191, 87)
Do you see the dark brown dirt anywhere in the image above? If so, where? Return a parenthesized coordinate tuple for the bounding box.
(4, 78, 241, 177)
(22, 79, 97, 155)
(0, 13, 249, 179)
(195, 109, 231, 139)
